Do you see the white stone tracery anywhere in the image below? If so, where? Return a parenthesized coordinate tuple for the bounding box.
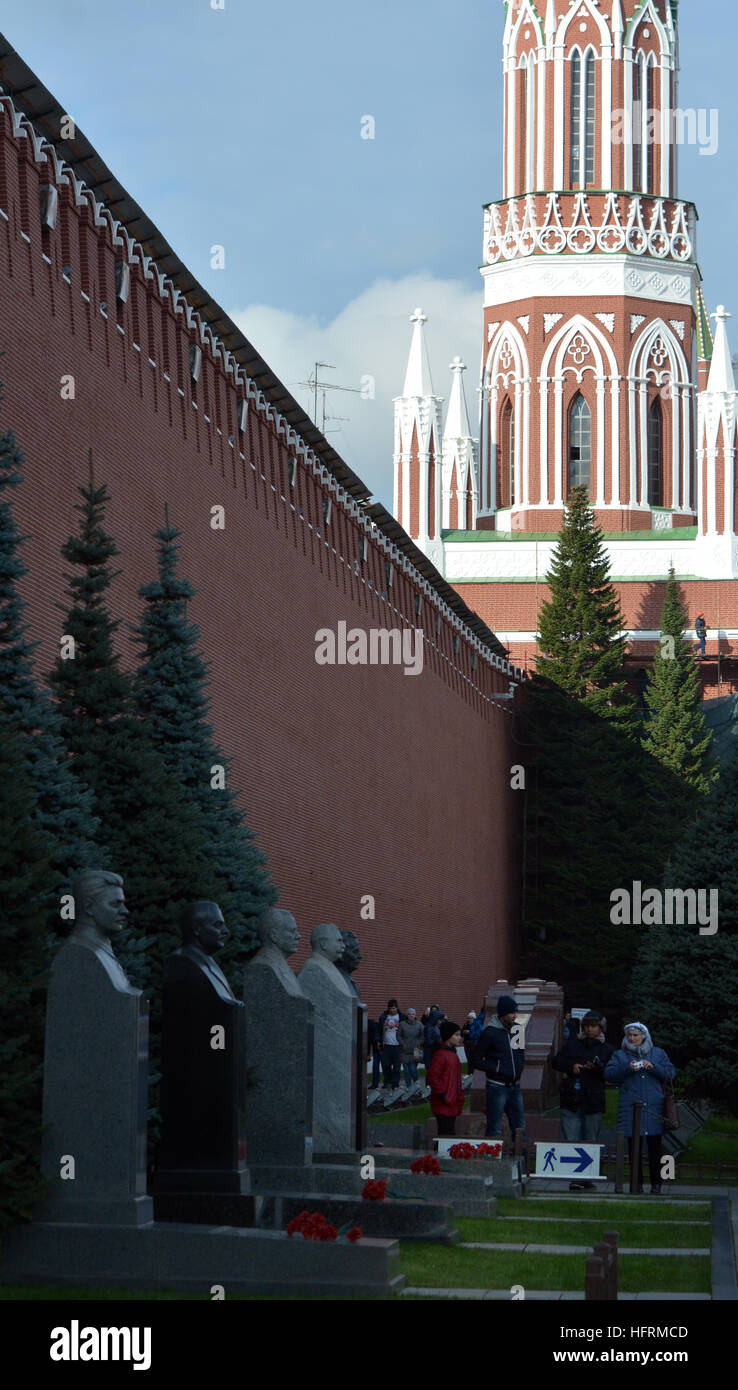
(481, 323, 531, 517)
(540, 315, 620, 509)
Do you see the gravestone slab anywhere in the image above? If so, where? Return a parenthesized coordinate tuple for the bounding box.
(298, 929, 357, 1153)
(242, 947, 314, 1167)
(40, 937, 152, 1226)
(154, 905, 248, 1194)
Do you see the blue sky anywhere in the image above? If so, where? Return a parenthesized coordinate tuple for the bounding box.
(3, 0, 736, 504)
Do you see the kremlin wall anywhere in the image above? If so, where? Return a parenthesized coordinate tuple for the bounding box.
(0, 40, 522, 1022)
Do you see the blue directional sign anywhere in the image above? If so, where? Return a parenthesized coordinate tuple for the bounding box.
(534, 1143, 602, 1179)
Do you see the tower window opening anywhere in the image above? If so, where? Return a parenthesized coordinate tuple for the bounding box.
(633, 55, 642, 189)
(568, 394, 591, 495)
(498, 399, 515, 509)
(646, 59, 655, 193)
(647, 398, 663, 507)
(570, 50, 596, 189)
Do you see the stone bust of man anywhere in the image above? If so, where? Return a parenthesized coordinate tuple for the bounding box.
(172, 901, 235, 1001)
(249, 907, 303, 995)
(311, 922, 345, 965)
(70, 869, 129, 953)
(338, 929, 362, 997)
(66, 868, 135, 991)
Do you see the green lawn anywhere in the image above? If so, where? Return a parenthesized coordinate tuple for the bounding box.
(681, 1114, 738, 1166)
(502, 1197, 710, 1222)
(456, 1218, 709, 1248)
(371, 1101, 432, 1126)
(400, 1244, 710, 1294)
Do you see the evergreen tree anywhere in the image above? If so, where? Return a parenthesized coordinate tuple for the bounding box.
(642, 569, 716, 801)
(0, 706, 54, 1228)
(630, 754, 738, 1114)
(48, 483, 213, 988)
(536, 486, 635, 726)
(0, 391, 100, 914)
(132, 520, 277, 977)
(523, 489, 671, 1022)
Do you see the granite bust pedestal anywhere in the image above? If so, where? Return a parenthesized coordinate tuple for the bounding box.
(154, 902, 248, 1195)
(242, 907, 314, 1167)
(298, 924, 357, 1153)
(338, 929, 368, 1151)
(39, 870, 152, 1226)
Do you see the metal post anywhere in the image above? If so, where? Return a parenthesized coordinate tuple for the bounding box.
(585, 1254, 605, 1301)
(615, 1132, 626, 1192)
(630, 1102, 643, 1193)
(604, 1231, 619, 1300)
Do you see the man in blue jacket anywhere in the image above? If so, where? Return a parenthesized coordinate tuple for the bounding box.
(472, 994, 526, 1142)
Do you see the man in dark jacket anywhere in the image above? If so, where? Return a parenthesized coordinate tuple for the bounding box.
(552, 1011, 613, 1188)
(472, 994, 525, 1142)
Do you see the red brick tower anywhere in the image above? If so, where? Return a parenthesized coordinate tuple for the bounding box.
(479, 0, 696, 534)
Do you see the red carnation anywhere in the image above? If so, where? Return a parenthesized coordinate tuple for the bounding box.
(347, 1226, 362, 1243)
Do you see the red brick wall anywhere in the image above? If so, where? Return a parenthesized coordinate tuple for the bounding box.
(0, 108, 521, 1023)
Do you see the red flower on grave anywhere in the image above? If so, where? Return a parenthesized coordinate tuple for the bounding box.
(448, 1141, 503, 1159)
(286, 1209, 338, 1240)
(361, 1179, 387, 1201)
(347, 1227, 363, 1243)
(410, 1154, 441, 1175)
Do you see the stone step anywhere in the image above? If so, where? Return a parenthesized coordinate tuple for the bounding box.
(401, 1287, 711, 1301)
(153, 1189, 460, 1245)
(459, 1241, 710, 1256)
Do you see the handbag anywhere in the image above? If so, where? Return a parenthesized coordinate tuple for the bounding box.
(662, 1077, 679, 1131)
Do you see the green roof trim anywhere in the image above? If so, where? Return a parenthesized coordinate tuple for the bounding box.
(443, 527, 698, 542)
(696, 287, 714, 360)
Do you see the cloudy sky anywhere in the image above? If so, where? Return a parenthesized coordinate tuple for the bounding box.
(3, 0, 736, 506)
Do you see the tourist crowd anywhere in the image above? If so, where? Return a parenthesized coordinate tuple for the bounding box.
(370, 995, 677, 1194)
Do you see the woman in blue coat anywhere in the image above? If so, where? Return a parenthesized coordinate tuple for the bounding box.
(604, 1022, 676, 1194)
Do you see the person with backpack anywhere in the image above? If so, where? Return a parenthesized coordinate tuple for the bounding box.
(472, 993, 525, 1142)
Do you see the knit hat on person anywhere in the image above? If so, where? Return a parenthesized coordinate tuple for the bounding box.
(497, 994, 518, 1016)
(622, 1021, 653, 1055)
(440, 1020, 461, 1042)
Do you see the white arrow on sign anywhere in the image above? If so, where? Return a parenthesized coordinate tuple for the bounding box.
(534, 1142, 603, 1179)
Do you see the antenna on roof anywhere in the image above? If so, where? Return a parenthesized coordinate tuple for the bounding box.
(298, 362, 362, 433)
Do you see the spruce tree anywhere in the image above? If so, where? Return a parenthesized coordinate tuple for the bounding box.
(630, 754, 738, 1113)
(132, 520, 276, 978)
(48, 482, 213, 988)
(642, 569, 716, 800)
(0, 706, 54, 1228)
(536, 486, 635, 724)
(0, 391, 100, 915)
(523, 488, 664, 1022)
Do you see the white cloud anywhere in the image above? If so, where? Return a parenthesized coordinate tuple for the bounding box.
(228, 274, 483, 510)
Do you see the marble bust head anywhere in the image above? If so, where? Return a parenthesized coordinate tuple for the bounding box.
(259, 907, 300, 958)
(180, 901, 229, 956)
(71, 870, 128, 950)
(311, 922, 345, 964)
(339, 930, 361, 973)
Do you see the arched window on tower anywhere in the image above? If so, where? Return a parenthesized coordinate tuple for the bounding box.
(633, 52, 655, 193)
(647, 398, 663, 507)
(570, 49, 596, 188)
(645, 58, 655, 193)
(633, 53, 642, 189)
(525, 56, 536, 191)
(498, 399, 515, 509)
(568, 394, 591, 495)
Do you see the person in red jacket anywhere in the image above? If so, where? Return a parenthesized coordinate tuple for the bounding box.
(428, 1020, 464, 1136)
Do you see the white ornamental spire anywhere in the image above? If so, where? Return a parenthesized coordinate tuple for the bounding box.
(611, 0, 624, 37)
(402, 307, 434, 397)
(707, 306, 736, 395)
(444, 357, 473, 440)
(545, 0, 557, 41)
